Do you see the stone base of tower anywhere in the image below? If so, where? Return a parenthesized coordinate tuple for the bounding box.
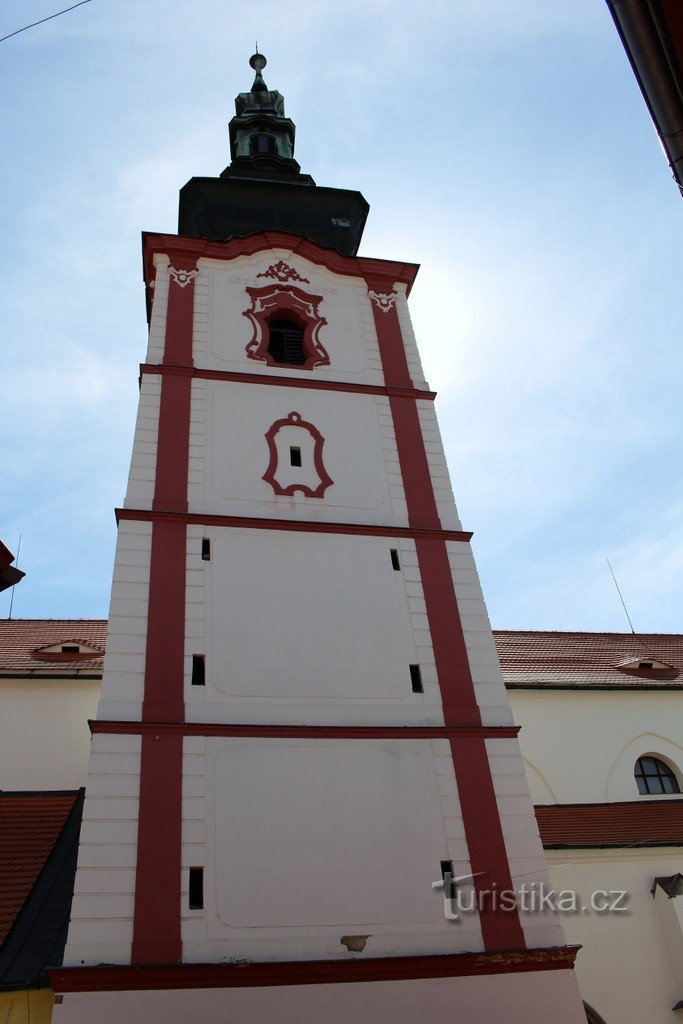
(50, 951, 587, 1024)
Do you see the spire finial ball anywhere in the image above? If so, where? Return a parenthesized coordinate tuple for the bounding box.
(249, 52, 267, 73)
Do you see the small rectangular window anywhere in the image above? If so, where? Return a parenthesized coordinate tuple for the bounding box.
(189, 867, 204, 910)
(191, 655, 205, 687)
(440, 859, 456, 899)
(290, 446, 302, 467)
(61, 645, 79, 654)
(410, 664, 423, 693)
(390, 549, 401, 571)
(201, 538, 211, 561)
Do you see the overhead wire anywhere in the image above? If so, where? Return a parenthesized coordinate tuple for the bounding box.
(0, 0, 95, 44)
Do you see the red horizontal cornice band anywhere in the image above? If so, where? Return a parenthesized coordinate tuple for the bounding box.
(89, 721, 520, 740)
(49, 945, 580, 992)
(115, 507, 472, 542)
(139, 362, 437, 401)
(142, 230, 419, 294)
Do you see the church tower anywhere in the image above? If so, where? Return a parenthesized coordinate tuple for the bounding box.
(51, 55, 587, 1023)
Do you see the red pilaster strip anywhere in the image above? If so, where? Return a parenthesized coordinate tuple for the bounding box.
(415, 536, 480, 726)
(163, 265, 196, 367)
(132, 265, 195, 965)
(451, 735, 526, 951)
(153, 372, 192, 514)
(390, 396, 441, 530)
(366, 286, 412, 389)
(142, 519, 187, 722)
(132, 732, 183, 964)
(370, 284, 526, 950)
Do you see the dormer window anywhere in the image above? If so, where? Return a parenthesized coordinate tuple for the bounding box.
(635, 756, 681, 795)
(33, 639, 104, 661)
(615, 655, 678, 678)
(267, 317, 306, 365)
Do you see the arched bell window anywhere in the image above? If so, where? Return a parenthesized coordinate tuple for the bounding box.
(266, 317, 306, 365)
(634, 755, 681, 795)
(250, 133, 276, 156)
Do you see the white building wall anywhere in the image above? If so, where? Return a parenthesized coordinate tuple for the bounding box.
(63, 731, 141, 966)
(52, 970, 587, 1024)
(548, 849, 683, 1024)
(123, 373, 161, 510)
(508, 689, 683, 804)
(146, 256, 170, 363)
(188, 378, 409, 526)
(96, 519, 152, 721)
(0, 677, 99, 790)
(180, 735, 482, 962)
(194, 252, 387, 388)
(183, 528, 441, 726)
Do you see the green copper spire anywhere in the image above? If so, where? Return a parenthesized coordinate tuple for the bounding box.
(178, 52, 369, 254)
(222, 51, 311, 183)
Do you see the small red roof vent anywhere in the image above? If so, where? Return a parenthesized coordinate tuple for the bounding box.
(615, 655, 678, 677)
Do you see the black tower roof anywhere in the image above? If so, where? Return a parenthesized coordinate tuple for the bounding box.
(178, 52, 368, 256)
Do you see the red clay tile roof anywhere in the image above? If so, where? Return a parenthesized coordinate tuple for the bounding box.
(494, 630, 683, 688)
(0, 792, 79, 945)
(0, 620, 106, 675)
(535, 800, 683, 847)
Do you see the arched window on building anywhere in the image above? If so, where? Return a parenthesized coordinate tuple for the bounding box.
(635, 755, 681, 795)
(267, 317, 306, 365)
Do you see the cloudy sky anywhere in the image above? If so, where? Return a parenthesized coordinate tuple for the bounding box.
(1, 0, 682, 632)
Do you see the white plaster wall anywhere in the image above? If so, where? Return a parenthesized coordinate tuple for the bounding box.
(145, 255, 170, 364)
(654, 884, 683, 1001)
(508, 689, 683, 804)
(0, 677, 99, 790)
(195, 250, 386, 387)
(416, 400, 462, 530)
(52, 970, 587, 1024)
(63, 732, 141, 966)
(548, 848, 683, 1024)
(446, 541, 514, 727)
(123, 373, 161, 510)
(394, 284, 429, 390)
(183, 528, 442, 726)
(486, 736, 566, 950)
(189, 378, 409, 526)
(96, 520, 151, 721)
(181, 735, 482, 961)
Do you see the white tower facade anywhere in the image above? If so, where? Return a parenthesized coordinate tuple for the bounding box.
(51, 56, 587, 1024)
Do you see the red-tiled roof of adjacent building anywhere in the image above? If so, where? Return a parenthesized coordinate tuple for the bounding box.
(535, 800, 683, 848)
(0, 620, 106, 676)
(0, 792, 79, 946)
(493, 630, 683, 688)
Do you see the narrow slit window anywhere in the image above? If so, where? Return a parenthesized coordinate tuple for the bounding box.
(201, 538, 211, 561)
(191, 655, 205, 687)
(440, 859, 456, 899)
(390, 549, 401, 571)
(410, 664, 423, 693)
(189, 867, 204, 910)
(290, 446, 302, 467)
